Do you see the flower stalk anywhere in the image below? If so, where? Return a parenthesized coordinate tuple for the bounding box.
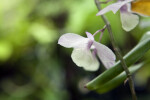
(93, 25, 106, 42)
(94, 0, 137, 100)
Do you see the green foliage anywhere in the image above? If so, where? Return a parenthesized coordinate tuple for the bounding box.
(96, 63, 143, 93)
(0, 0, 150, 100)
(0, 41, 13, 61)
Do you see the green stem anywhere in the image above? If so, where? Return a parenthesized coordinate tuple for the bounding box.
(94, 0, 137, 100)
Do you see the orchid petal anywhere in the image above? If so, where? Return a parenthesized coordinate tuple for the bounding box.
(93, 42, 116, 69)
(71, 48, 99, 71)
(58, 33, 89, 48)
(120, 12, 139, 31)
(96, 0, 133, 16)
(86, 32, 94, 41)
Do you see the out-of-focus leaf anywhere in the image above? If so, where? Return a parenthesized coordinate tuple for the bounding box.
(139, 18, 150, 29)
(0, 41, 13, 61)
(66, 0, 96, 33)
(29, 23, 58, 44)
(1, 80, 35, 98)
(36, 0, 63, 17)
(140, 31, 150, 42)
(134, 63, 150, 86)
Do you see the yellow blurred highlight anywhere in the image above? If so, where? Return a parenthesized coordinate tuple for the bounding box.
(0, 41, 13, 61)
(131, 0, 150, 16)
(29, 23, 58, 44)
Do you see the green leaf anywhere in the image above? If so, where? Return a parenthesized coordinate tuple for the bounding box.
(86, 32, 150, 91)
(96, 63, 143, 93)
(139, 31, 150, 42)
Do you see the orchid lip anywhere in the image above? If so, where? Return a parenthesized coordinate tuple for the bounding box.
(120, 4, 128, 13)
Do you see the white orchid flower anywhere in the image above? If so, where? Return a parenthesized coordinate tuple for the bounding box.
(96, 0, 139, 32)
(58, 32, 116, 71)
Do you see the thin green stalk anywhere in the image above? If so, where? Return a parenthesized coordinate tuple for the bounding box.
(94, 0, 137, 100)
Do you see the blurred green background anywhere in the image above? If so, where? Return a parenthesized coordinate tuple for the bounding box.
(0, 0, 150, 100)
